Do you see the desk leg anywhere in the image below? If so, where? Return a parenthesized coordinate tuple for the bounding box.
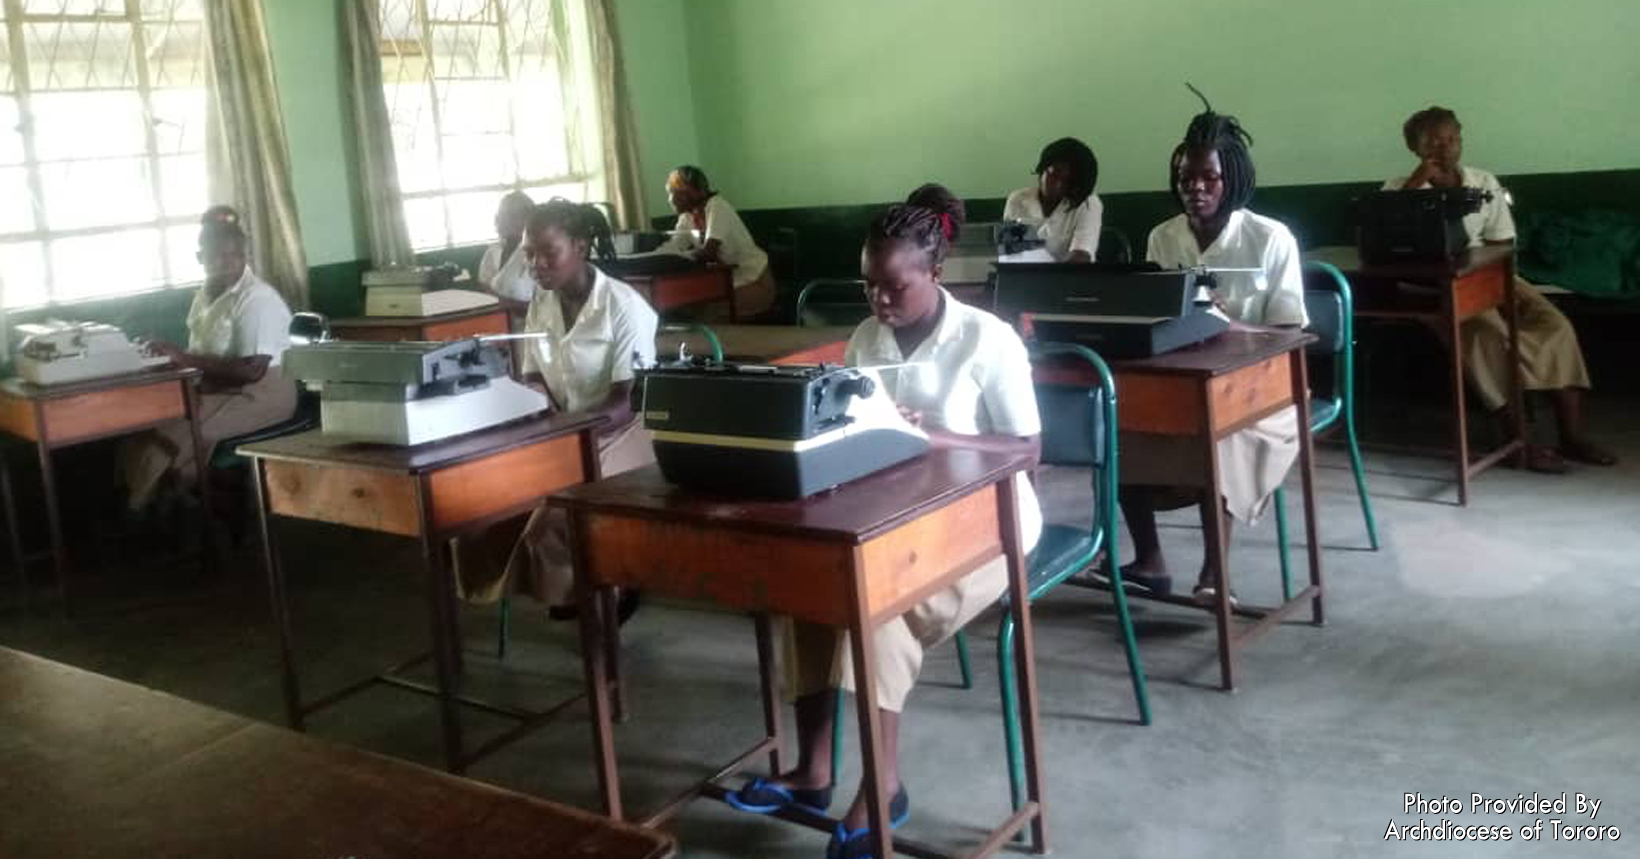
(753, 613, 785, 775)
(999, 478, 1049, 853)
(1502, 262, 1527, 470)
(602, 589, 625, 723)
(252, 460, 304, 730)
(0, 453, 29, 610)
(1445, 289, 1471, 506)
(570, 510, 623, 819)
(1290, 350, 1326, 626)
(1201, 394, 1236, 692)
(846, 552, 895, 859)
(421, 526, 466, 773)
(181, 378, 214, 576)
(33, 435, 70, 614)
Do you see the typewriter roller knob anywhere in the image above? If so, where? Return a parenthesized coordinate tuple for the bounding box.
(835, 372, 876, 401)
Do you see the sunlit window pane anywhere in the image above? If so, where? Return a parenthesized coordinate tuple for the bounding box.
(31, 91, 148, 159)
(403, 196, 449, 250)
(428, 0, 494, 25)
(50, 228, 165, 301)
(0, 98, 24, 166)
(158, 153, 203, 218)
(445, 190, 503, 247)
(150, 87, 205, 154)
(164, 222, 201, 285)
(25, 1, 127, 15)
(141, 0, 204, 21)
(0, 242, 49, 308)
(40, 157, 156, 230)
(25, 21, 137, 91)
(146, 21, 204, 88)
(441, 133, 514, 188)
(0, 167, 36, 234)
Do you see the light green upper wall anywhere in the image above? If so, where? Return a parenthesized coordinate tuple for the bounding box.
(612, 0, 701, 216)
(677, 0, 1640, 210)
(263, 0, 365, 266)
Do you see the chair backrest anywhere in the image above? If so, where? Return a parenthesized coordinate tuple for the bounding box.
(655, 323, 724, 363)
(1300, 259, 1357, 408)
(1030, 341, 1119, 542)
(794, 278, 871, 328)
(1096, 226, 1133, 264)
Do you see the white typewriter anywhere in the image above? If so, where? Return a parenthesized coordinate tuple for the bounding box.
(362, 265, 498, 317)
(13, 320, 169, 386)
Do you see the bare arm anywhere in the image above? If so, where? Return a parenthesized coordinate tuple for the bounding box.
(147, 341, 269, 389)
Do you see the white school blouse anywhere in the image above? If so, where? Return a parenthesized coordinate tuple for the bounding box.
(478, 241, 536, 303)
(186, 266, 293, 366)
(658, 195, 770, 288)
(521, 266, 658, 414)
(1382, 165, 1515, 249)
(844, 289, 1042, 551)
(1002, 187, 1104, 262)
(1146, 209, 1308, 328)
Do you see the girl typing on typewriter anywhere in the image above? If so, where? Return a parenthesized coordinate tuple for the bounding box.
(120, 206, 296, 511)
(1002, 136, 1103, 262)
(725, 185, 1042, 858)
(1118, 98, 1305, 605)
(1385, 106, 1612, 471)
(455, 199, 657, 620)
(655, 165, 777, 319)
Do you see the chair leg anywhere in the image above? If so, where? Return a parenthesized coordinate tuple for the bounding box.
(831, 690, 845, 786)
(496, 594, 510, 660)
(1274, 488, 1293, 602)
(996, 612, 1027, 814)
(954, 629, 974, 690)
(1102, 552, 1153, 726)
(1346, 420, 1381, 550)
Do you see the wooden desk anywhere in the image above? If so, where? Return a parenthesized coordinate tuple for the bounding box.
(0, 647, 676, 859)
(0, 366, 207, 611)
(240, 414, 604, 773)
(1038, 330, 1325, 691)
(551, 449, 1047, 859)
(625, 265, 737, 319)
(1306, 244, 1525, 505)
(331, 305, 511, 342)
(658, 324, 853, 365)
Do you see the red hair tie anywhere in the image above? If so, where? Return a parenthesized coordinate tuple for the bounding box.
(937, 212, 954, 241)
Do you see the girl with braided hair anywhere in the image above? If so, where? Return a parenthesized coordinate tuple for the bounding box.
(1002, 136, 1103, 262)
(1119, 93, 1306, 606)
(726, 185, 1042, 858)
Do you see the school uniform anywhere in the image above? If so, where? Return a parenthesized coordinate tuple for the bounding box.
(784, 289, 1041, 713)
(477, 240, 535, 303)
(455, 266, 659, 606)
(658, 195, 775, 318)
(1383, 166, 1590, 409)
(1002, 187, 1104, 262)
(1146, 210, 1305, 522)
(121, 266, 297, 510)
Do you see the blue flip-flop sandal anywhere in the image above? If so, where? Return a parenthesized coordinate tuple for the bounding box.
(824, 786, 911, 859)
(724, 776, 833, 817)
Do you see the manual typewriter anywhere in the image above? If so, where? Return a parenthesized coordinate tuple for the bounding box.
(12, 320, 169, 386)
(994, 263, 1229, 359)
(1356, 186, 1492, 263)
(639, 361, 929, 498)
(282, 337, 549, 445)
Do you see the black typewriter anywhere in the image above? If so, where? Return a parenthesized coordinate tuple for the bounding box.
(995, 263, 1229, 359)
(1357, 187, 1492, 263)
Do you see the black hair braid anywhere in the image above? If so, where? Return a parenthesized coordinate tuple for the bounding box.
(1402, 106, 1461, 152)
(1170, 84, 1257, 214)
(869, 203, 950, 270)
(904, 183, 967, 243)
(670, 164, 717, 199)
(1033, 137, 1100, 207)
(530, 198, 616, 261)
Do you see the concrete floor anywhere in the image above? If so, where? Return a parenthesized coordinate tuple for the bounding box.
(3, 397, 1637, 858)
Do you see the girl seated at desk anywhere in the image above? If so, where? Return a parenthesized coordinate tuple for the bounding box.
(1385, 106, 1613, 471)
(121, 207, 296, 512)
(1118, 102, 1305, 605)
(455, 199, 657, 620)
(656, 165, 776, 319)
(476, 190, 537, 315)
(1002, 136, 1103, 263)
(726, 186, 1042, 857)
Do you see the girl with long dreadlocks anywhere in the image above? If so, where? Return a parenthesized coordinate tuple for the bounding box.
(1002, 136, 1103, 262)
(1118, 95, 1305, 606)
(656, 164, 777, 318)
(1385, 107, 1612, 471)
(725, 184, 1041, 858)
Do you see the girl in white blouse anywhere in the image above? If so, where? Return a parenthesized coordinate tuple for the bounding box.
(1001, 137, 1104, 263)
(656, 165, 776, 319)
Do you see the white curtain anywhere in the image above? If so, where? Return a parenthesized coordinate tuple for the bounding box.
(584, 0, 649, 231)
(341, 0, 415, 267)
(203, 0, 311, 309)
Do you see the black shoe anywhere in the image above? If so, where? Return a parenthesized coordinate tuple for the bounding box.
(547, 590, 641, 626)
(1092, 566, 1173, 596)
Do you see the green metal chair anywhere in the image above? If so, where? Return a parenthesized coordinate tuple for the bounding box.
(829, 343, 1150, 821)
(1273, 261, 1380, 598)
(794, 279, 871, 328)
(494, 323, 726, 659)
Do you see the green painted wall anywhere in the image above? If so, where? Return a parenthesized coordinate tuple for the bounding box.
(612, 0, 701, 216)
(263, 0, 365, 267)
(678, 0, 1640, 210)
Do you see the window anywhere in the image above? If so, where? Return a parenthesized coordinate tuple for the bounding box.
(0, 0, 207, 309)
(380, 0, 606, 251)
